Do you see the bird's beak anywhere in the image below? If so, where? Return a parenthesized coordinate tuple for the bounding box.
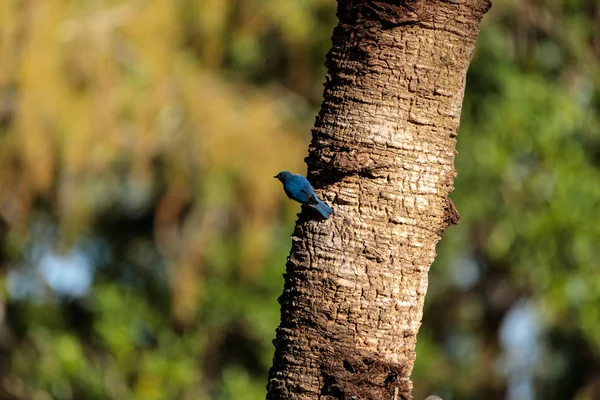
(273, 175, 278, 179)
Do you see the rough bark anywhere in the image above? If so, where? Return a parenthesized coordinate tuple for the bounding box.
(267, 1, 491, 399)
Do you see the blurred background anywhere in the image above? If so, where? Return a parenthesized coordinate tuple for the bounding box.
(0, 0, 599, 399)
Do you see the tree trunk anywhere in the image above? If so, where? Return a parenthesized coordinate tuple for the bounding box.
(267, 1, 491, 399)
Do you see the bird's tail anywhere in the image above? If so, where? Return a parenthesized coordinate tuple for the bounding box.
(312, 199, 333, 219)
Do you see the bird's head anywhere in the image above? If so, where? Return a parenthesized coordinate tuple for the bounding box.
(274, 171, 293, 183)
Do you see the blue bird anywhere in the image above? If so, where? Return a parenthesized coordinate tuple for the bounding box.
(274, 171, 333, 219)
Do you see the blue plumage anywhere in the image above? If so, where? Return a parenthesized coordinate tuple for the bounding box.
(274, 171, 333, 219)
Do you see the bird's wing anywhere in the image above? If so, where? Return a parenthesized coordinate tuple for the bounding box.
(305, 193, 319, 205)
(297, 177, 319, 205)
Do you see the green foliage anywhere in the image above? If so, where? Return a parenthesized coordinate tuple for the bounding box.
(0, 0, 598, 399)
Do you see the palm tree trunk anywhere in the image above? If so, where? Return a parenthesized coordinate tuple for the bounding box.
(267, 1, 491, 399)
